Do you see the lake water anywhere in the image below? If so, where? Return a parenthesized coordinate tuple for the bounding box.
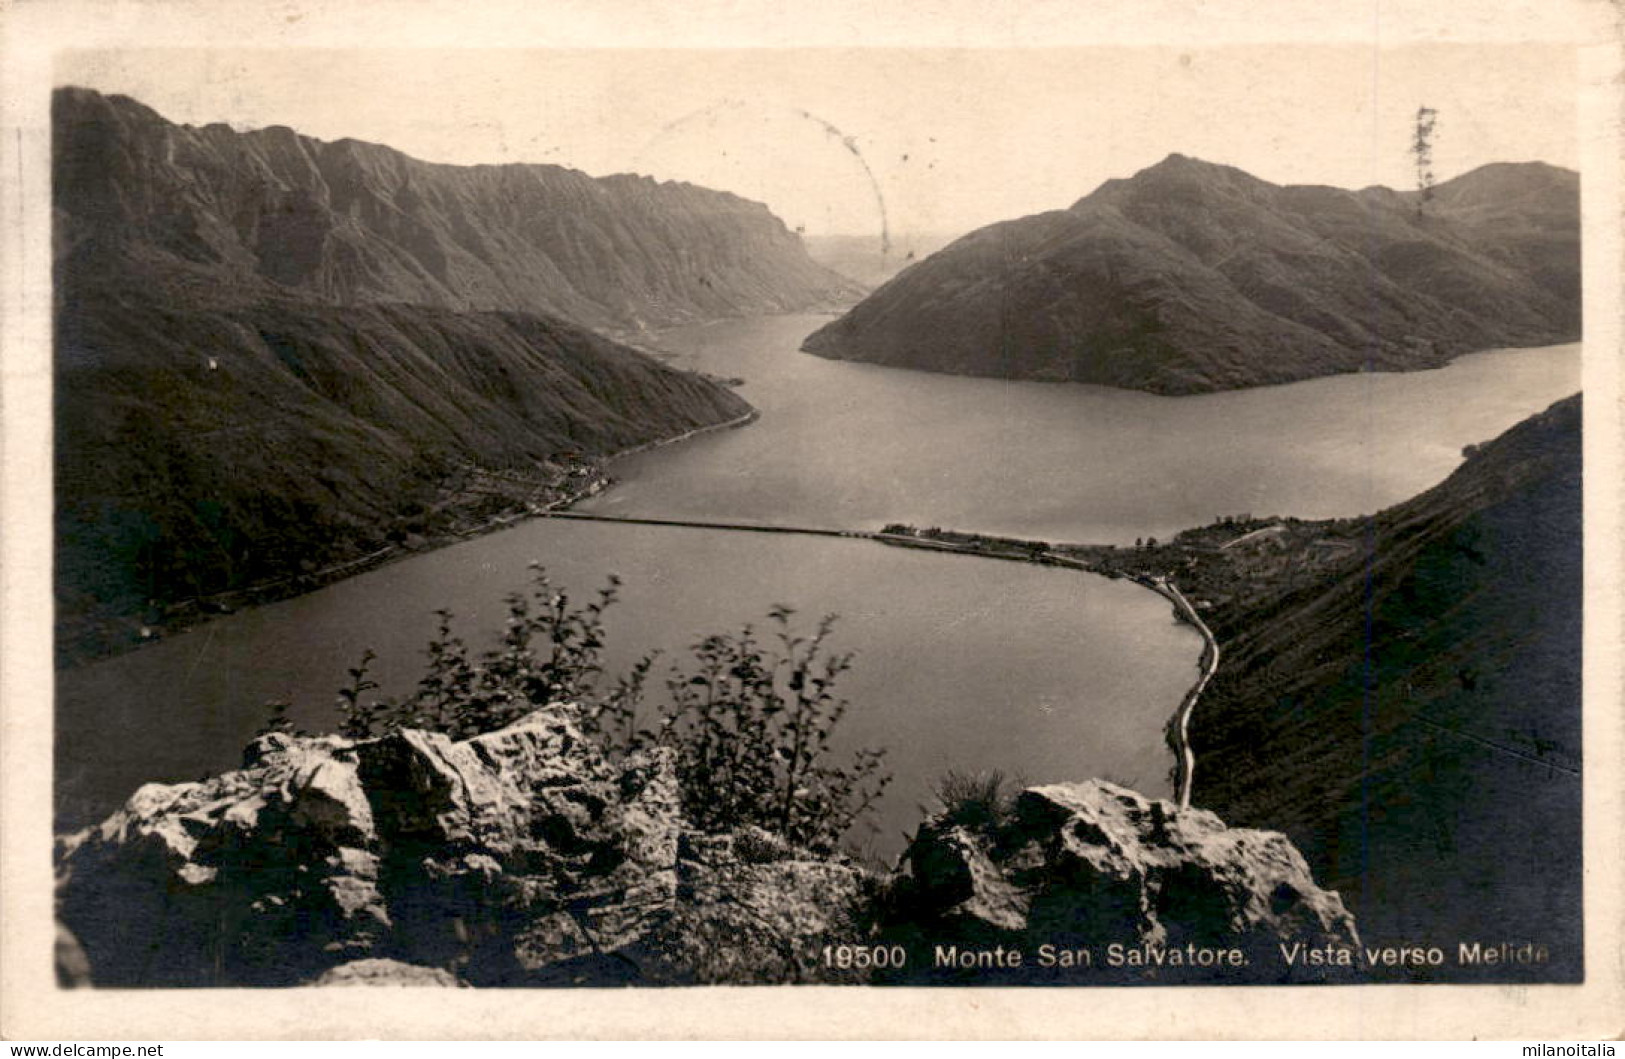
(57, 520, 1198, 856)
(56, 314, 1580, 855)
(593, 316, 1581, 544)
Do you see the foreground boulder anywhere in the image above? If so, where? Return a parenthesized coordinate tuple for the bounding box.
(643, 826, 881, 984)
(879, 780, 1360, 983)
(57, 712, 1356, 987)
(311, 959, 465, 987)
(56, 706, 685, 986)
(55, 705, 878, 987)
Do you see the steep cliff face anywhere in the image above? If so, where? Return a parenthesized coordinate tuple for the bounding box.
(56, 709, 1357, 987)
(54, 87, 860, 331)
(1144, 396, 1582, 979)
(803, 155, 1578, 393)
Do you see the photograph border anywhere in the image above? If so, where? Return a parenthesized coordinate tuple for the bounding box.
(3, 0, 1622, 1040)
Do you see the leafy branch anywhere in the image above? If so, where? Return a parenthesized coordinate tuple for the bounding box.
(289, 566, 890, 853)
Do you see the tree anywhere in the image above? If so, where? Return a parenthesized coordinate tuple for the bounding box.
(1412, 106, 1439, 215)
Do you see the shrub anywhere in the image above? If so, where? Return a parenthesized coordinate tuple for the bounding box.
(306, 566, 890, 853)
(650, 605, 890, 854)
(932, 768, 1017, 836)
(330, 564, 621, 741)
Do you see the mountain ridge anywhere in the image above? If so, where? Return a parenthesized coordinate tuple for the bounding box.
(1192, 393, 1582, 975)
(55, 86, 862, 332)
(803, 154, 1579, 393)
(54, 291, 755, 665)
(54, 86, 855, 664)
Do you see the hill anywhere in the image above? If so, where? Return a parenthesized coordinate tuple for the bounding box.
(54, 87, 836, 663)
(802, 155, 1579, 393)
(55, 289, 755, 664)
(55, 87, 860, 333)
(1065, 394, 1582, 978)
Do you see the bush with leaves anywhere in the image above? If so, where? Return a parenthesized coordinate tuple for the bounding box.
(649, 605, 890, 854)
(299, 565, 889, 853)
(329, 563, 623, 741)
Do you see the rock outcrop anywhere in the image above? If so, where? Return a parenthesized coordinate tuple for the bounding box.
(878, 780, 1359, 983)
(639, 826, 880, 985)
(55, 705, 876, 987)
(803, 155, 1578, 394)
(311, 959, 465, 987)
(57, 712, 1358, 987)
(57, 706, 685, 986)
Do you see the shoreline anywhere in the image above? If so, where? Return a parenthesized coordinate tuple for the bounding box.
(528, 513, 1217, 806)
(801, 336, 1580, 398)
(867, 525, 1219, 807)
(61, 418, 1219, 818)
(596, 408, 760, 464)
(1124, 575, 1220, 809)
(56, 406, 761, 671)
(63, 491, 1230, 839)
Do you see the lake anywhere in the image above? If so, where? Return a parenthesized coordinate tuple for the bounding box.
(593, 316, 1581, 544)
(56, 520, 1199, 856)
(56, 314, 1580, 855)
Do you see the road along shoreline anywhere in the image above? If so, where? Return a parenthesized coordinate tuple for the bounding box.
(1124, 576, 1220, 809)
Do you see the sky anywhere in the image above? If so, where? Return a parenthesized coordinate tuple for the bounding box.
(56, 44, 1579, 240)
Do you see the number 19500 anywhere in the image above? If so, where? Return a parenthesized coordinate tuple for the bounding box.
(822, 944, 908, 969)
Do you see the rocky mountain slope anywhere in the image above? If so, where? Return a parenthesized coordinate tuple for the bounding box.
(55, 87, 860, 333)
(55, 290, 752, 662)
(1082, 395, 1582, 979)
(56, 704, 1357, 987)
(878, 780, 1358, 984)
(803, 155, 1579, 393)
